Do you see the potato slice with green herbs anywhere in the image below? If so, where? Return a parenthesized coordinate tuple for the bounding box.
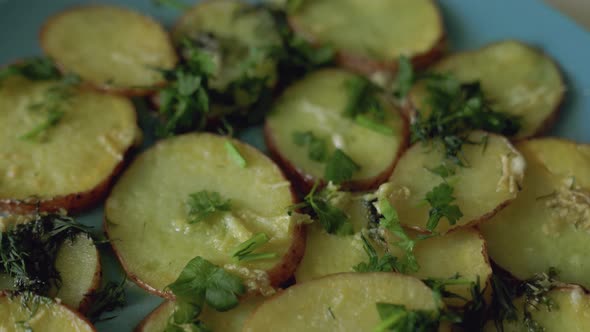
(294, 193, 491, 303)
(480, 139, 590, 289)
(0, 215, 101, 312)
(0, 76, 142, 214)
(289, 0, 445, 75)
(41, 5, 177, 95)
(173, 0, 280, 98)
(105, 133, 305, 298)
(136, 296, 265, 332)
(483, 286, 590, 332)
(265, 69, 408, 192)
(409, 41, 564, 139)
(0, 292, 96, 331)
(243, 272, 442, 331)
(381, 131, 525, 233)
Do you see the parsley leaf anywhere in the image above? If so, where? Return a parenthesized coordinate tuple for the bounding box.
(0, 57, 62, 83)
(353, 233, 398, 273)
(232, 233, 277, 262)
(324, 149, 361, 184)
(373, 302, 441, 332)
(292, 131, 328, 162)
(167, 256, 246, 312)
(377, 199, 419, 273)
(186, 191, 231, 224)
(298, 183, 354, 236)
(393, 56, 414, 99)
(424, 183, 463, 231)
(354, 115, 394, 136)
(426, 163, 456, 178)
(86, 278, 127, 323)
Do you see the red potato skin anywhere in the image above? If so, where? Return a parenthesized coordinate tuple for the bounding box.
(104, 135, 307, 299)
(264, 105, 410, 194)
(0, 291, 98, 331)
(38, 4, 178, 97)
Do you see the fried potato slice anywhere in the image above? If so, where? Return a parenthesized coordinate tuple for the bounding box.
(382, 131, 525, 233)
(136, 296, 265, 332)
(409, 41, 565, 139)
(480, 138, 590, 288)
(0, 76, 141, 214)
(0, 292, 95, 331)
(105, 133, 304, 298)
(265, 69, 408, 192)
(289, 0, 445, 75)
(41, 5, 177, 95)
(243, 272, 442, 332)
(483, 286, 590, 332)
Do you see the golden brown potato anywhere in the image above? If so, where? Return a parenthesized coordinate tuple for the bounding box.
(243, 272, 443, 332)
(0, 75, 142, 214)
(289, 0, 446, 76)
(0, 292, 96, 331)
(265, 69, 408, 192)
(105, 133, 305, 298)
(381, 131, 525, 233)
(40, 5, 177, 95)
(480, 138, 590, 289)
(408, 41, 565, 139)
(136, 296, 265, 332)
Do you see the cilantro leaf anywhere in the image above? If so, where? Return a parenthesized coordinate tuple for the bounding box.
(373, 303, 440, 332)
(426, 163, 456, 179)
(186, 191, 231, 224)
(300, 183, 354, 236)
(353, 233, 398, 273)
(324, 149, 361, 184)
(232, 233, 278, 262)
(354, 115, 394, 136)
(377, 199, 419, 273)
(292, 131, 328, 162)
(167, 256, 245, 312)
(424, 183, 463, 231)
(393, 56, 414, 99)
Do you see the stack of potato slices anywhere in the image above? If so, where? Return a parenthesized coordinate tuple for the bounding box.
(1, 0, 587, 331)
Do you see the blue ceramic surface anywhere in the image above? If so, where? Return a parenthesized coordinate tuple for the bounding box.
(0, 0, 588, 330)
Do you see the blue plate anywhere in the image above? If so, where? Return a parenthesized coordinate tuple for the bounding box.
(0, 0, 589, 330)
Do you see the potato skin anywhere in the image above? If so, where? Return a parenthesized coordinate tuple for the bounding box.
(0, 145, 135, 215)
(105, 136, 306, 299)
(39, 5, 177, 97)
(264, 108, 409, 194)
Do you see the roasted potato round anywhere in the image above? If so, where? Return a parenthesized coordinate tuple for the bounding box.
(105, 133, 305, 298)
(480, 138, 590, 289)
(0, 75, 142, 214)
(41, 5, 177, 95)
(265, 69, 408, 192)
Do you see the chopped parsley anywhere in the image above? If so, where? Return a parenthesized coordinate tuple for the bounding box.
(186, 190, 231, 224)
(292, 131, 328, 162)
(354, 115, 394, 136)
(424, 182, 463, 232)
(343, 76, 396, 136)
(165, 256, 245, 330)
(373, 302, 440, 332)
(353, 234, 398, 273)
(324, 149, 361, 184)
(377, 199, 419, 273)
(0, 213, 94, 296)
(0, 57, 61, 82)
(224, 141, 247, 168)
(232, 233, 277, 262)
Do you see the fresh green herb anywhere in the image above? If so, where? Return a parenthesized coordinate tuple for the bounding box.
(423, 274, 473, 306)
(425, 163, 456, 178)
(355, 115, 394, 136)
(344, 76, 385, 120)
(0, 213, 93, 296)
(86, 279, 127, 323)
(225, 141, 247, 168)
(373, 302, 440, 332)
(353, 233, 399, 273)
(156, 40, 216, 137)
(232, 233, 277, 262)
(377, 199, 419, 273)
(491, 273, 518, 332)
(324, 149, 361, 184)
(411, 75, 521, 165)
(424, 182, 463, 232)
(0, 57, 61, 83)
(186, 190, 232, 224)
(294, 183, 354, 235)
(393, 56, 414, 99)
(292, 131, 328, 162)
(167, 256, 246, 313)
(457, 277, 488, 331)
